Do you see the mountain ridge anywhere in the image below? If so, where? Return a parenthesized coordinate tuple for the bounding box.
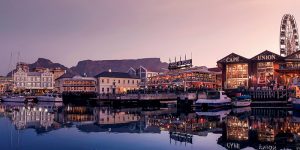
(7, 57, 168, 77)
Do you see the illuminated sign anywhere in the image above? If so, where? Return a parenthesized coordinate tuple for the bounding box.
(168, 59, 192, 70)
(258, 144, 276, 150)
(256, 54, 276, 61)
(226, 142, 240, 149)
(225, 56, 240, 63)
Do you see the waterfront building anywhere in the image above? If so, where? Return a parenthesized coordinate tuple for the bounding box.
(147, 66, 222, 90)
(0, 76, 13, 94)
(217, 50, 300, 89)
(95, 71, 141, 94)
(55, 75, 97, 93)
(128, 66, 159, 88)
(13, 66, 54, 92)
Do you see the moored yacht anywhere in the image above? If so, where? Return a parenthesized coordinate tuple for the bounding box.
(195, 91, 231, 108)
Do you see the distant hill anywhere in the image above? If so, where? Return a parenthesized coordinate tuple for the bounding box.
(7, 58, 168, 77)
(7, 58, 78, 77)
(70, 58, 168, 77)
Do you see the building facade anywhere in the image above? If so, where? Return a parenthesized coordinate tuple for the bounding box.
(55, 75, 97, 93)
(95, 71, 141, 94)
(217, 50, 300, 89)
(13, 67, 54, 92)
(147, 66, 222, 90)
(128, 66, 159, 88)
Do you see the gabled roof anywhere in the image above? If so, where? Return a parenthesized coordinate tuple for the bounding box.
(250, 50, 284, 61)
(286, 50, 300, 60)
(217, 53, 249, 64)
(95, 71, 140, 79)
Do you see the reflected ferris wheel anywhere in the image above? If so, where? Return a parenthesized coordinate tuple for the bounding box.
(280, 14, 299, 57)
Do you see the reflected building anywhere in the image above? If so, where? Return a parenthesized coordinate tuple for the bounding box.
(96, 107, 141, 125)
(63, 105, 96, 125)
(12, 107, 54, 130)
(226, 116, 249, 141)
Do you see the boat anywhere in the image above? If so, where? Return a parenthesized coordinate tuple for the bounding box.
(1, 95, 25, 102)
(231, 95, 251, 107)
(36, 93, 63, 102)
(195, 91, 231, 108)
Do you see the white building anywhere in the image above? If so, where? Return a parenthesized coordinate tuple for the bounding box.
(95, 71, 141, 94)
(13, 67, 54, 92)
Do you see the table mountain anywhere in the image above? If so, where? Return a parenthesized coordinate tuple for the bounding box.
(70, 58, 168, 77)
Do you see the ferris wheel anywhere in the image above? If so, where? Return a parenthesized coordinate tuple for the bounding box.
(280, 14, 299, 57)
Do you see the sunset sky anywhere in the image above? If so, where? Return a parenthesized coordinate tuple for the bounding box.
(0, 0, 300, 75)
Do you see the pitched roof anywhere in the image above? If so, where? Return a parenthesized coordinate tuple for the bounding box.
(56, 72, 76, 80)
(286, 50, 300, 60)
(217, 53, 249, 64)
(95, 71, 140, 79)
(250, 50, 284, 61)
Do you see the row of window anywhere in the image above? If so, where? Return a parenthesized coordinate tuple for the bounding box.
(101, 79, 139, 85)
(63, 87, 96, 91)
(15, 76, 52, 82)
(16, 82, 53, 87)
(63, 80, 96, 85)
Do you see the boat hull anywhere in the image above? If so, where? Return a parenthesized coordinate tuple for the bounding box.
(195, 99, 231, 108)
(232, 100, 251, 107)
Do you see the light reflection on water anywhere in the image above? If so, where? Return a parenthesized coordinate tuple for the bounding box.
(0, 102, 300, 150)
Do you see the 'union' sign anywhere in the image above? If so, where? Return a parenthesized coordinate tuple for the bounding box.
(256, 54, 276, 61)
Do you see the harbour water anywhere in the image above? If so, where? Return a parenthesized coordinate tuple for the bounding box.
(0, 101, 299, 150)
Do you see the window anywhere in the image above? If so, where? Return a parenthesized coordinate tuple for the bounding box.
(107, 79, 109, 83)
(123, 80, 125, 84)
(102, 79, 104, 83)
(118, 80, 120, 84)
(107, 88, 109, 92)
(128, 80, 130, 84)
(226, 63, 248, 89)
(132, 80, 134, 84)
(102, 88, 104, 92)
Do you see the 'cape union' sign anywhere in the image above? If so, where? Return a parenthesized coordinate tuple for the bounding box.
(256, 54, 276, 61)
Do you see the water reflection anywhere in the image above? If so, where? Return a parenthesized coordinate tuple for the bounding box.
(1, 102, 300, 149)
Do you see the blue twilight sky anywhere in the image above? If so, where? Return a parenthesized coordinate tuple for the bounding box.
(0, 0, 300, 75)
